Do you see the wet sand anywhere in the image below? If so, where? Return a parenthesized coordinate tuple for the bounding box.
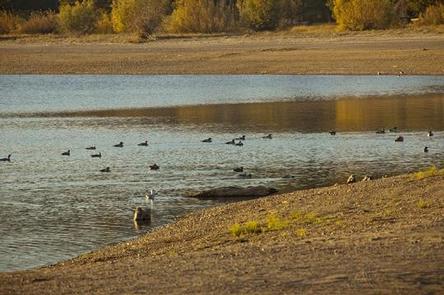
(1, 31, 444, 75)
(1, 173, 443, 294)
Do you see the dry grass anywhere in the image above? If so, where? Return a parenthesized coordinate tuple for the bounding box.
(18, 11, 58, 35)
(0, 11, 22, 34)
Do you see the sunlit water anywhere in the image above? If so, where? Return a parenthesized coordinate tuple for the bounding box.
(1, 75, 443, 272)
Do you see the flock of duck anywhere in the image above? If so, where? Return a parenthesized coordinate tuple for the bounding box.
(0, 129, 436, 166)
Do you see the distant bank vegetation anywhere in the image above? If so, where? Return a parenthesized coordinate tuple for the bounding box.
(0, 0, 443, 36)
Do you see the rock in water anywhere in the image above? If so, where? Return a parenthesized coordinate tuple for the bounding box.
(187, 186, 278, 200)
(133, 207, 151, 222)
(347, 175, 356, 184)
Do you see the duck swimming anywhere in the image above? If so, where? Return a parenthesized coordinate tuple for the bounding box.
(202, 138, 212, 143)
(262, 134, 272, 139)
(428, 130, 434, 137)
(113, 142, 124, 147)
(0, 154, 11, 162)
(395, 136, 404, 142)
(61, 150, 70, 156)
(91, 152, 102, 158)
(424, 147, 429, 153)
(376, 129, 385, 134)
(225, 139, 235, 145)
(150, 164, 160, 170)
(138, 141, 148, 146)
(329, 131, 336, 136)
(100, 167, 110, 173)
(85, 146, 96, 150)
(235, 141, 244, 146)
(233, 166, 244, 172)
(235, 135, 246, 140)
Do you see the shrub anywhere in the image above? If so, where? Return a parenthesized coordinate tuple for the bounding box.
(112, 0, 170, 37)
(419, 3, 444, 25)
(19, 11, 58, 34)
(167, 0, 237, 33)
(0, 10, 22, 34)
(333, 0, 396, 31)
(244, 221, 262, 234)
(59, 0, 98, 34)
(295, 228, 307, 237)
(237, 0, 275, 30)
(96, 11, 114, 33)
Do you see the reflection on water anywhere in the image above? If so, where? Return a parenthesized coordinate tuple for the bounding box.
(1, 75, 444, 273)
(25, 93, 444, 132)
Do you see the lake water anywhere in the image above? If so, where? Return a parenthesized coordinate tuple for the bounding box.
(1, 75, 443, 272)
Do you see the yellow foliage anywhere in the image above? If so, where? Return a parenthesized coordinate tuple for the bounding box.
(167, 0, 236, 33)
(333, 0, 396, 31)
(96, 11, 114, 34)
(59, 0, 97, 34)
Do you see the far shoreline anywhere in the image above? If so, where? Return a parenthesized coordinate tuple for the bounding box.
(1, 27, 444, 75)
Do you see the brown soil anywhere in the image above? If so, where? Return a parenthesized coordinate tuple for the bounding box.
(1, 173, 443, 294)
(1, 29, 444, 75)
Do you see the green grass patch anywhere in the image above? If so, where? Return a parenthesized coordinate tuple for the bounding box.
(417, 198, 430, 209)
(266, 214, 289, 231)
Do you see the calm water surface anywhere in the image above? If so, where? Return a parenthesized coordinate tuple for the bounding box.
(1, 75, 443, 272)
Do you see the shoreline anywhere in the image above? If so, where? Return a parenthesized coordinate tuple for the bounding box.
(1, 172, 443, 293)
(1, 30, 444, 75)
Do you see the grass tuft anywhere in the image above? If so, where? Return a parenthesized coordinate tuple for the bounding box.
(417, 198, 430, 209)
(414, 165, 444, 180)
(295, 228, 307, 238)
(244, 221, 261, 234)
(229, 223, 242, 237)
(266, 214, 289, 231)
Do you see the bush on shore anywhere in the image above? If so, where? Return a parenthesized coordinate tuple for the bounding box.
(333, 0, 396, 31)
(167, 0, 237, 33)
(0, 10, 22, 34)
(112, 0, 170, 37)
(59, 0, 98, 34)
(419, 3, 444, 25)
(18, 11, 58, 34)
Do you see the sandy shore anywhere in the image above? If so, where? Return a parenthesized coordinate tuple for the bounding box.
(1, 173, 443, 294)
(1, 29, 444, 75)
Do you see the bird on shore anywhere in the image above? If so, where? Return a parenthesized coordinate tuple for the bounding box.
(0, 154, 11, 162)
(376, 129, 385, 134)
(61, 150, 70, 156)
(329, 131, 336, 136)
(428, 130, 434, 137)
(395, 136, 404, 142)
(347, 174, 356, 184)
(202, 138, 212, 143)
(100, 167, 110, 173)
(85, 146, 96, 150)
(262, 134, 272, 139)
(424, 147, 429, 153)
(233, 167, 244, 172)
(138, 140, 148, 146)
(235, 141, 244, 146)
(225, 139, 235, 145)
(91, 152, 102, 158)
(113, 141, 124, 147)
(235, 135, 246, 141)
(149, 163, 160, 170)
